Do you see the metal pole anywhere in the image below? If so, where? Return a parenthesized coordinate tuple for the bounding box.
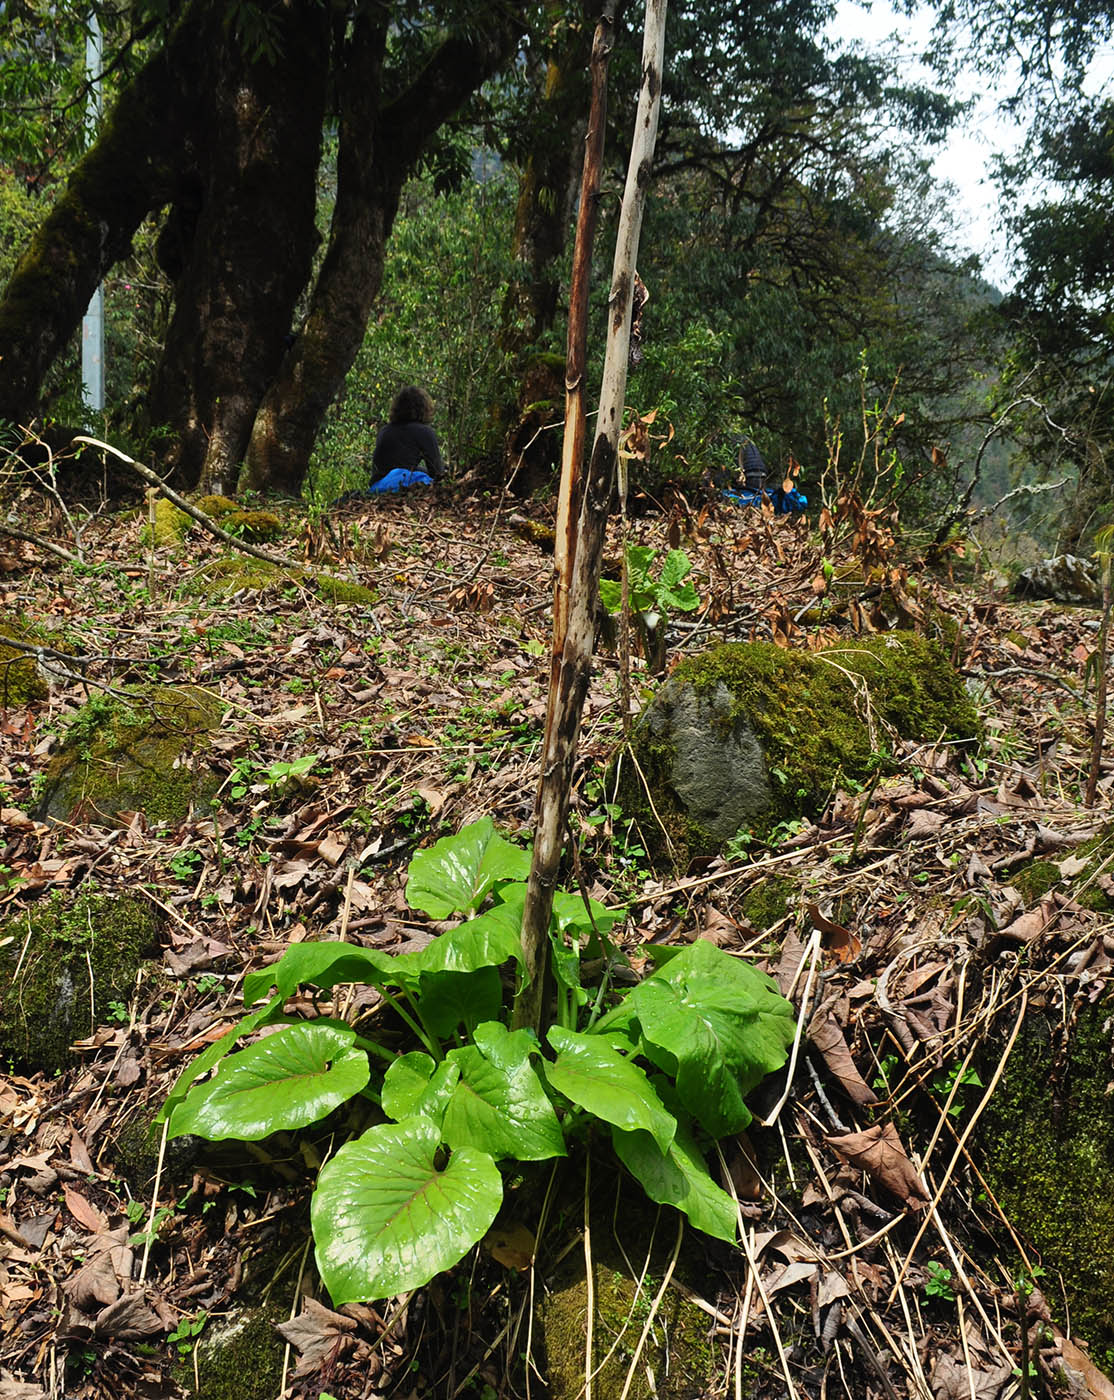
(81, 13, 104, 417)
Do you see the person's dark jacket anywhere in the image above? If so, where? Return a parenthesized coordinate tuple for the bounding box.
(371, 421, 445, 484)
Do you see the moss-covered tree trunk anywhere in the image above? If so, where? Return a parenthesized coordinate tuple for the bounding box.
(241, 13, 525, 495)
(145, 0, 330, 492)
(0, 9, 206, 428)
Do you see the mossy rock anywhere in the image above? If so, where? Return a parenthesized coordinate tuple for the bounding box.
(36, 684, 222, 827)
(177, 556, 375, 606)
(145, 493, 284, 546)
(0, 615, 51, 706)
(1011, 825, 1114, 913)
(978, 994, 1114, 1372)
(540, 1185, 726, 1399)
(175, 1307, 286, 1400)
(617, 635, 980, 866)
(0, 889, 159, 1073)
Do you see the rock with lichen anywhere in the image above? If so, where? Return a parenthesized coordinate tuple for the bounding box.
(1014, 554, 1102, 604)
(0, 615, 61, 706)
(0, 888, 159, 1072)
(35, 684, 223, 827)
(618, 634, 980, 866)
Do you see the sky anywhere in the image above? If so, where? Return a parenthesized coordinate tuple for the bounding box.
(828, 0, 1114, 289)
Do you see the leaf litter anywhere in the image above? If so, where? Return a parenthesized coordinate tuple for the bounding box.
(0, 485, 1110, 1397)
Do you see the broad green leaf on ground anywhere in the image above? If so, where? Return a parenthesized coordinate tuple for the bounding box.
(547, 926, 588, 1012)
(242, 941, 402, 1007)
(167, 1024, 369, 1141)
(381, 1052, 459, 1125)
(550, 889, 622, 939)
(405, 816, 530, 917)
(311, 1116, 503, 1304)
(395, 883, 527, 983)
(612, 1120, 738, 1242)
(544, 1026, 675, 1152)
(441, 1023, 565, 1161)
(626, 940, 796, 1137)
(415, 967, 504, 1037)
(658, 549, 700, 611)
(158, 993, 285, 1125)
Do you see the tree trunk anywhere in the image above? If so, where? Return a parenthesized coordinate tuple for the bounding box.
(145, 0, 330, 492)
(0, 8, 206, 428)
(242, 14, 525, 496)
(516, 0, 667, 1035)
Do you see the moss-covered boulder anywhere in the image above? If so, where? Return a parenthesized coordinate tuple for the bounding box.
(978, 994, 1114, 1372)
(1010, 824, 1114, 913)
(0, 889, 159, 1072)
(0, 616, 58, 706)
(618, 635, 979, 864)
(175, 1307, 286, 1400)
(36, 685, 222, 827)
(177, 556, 376, 606)
(146, 493, 284, 545)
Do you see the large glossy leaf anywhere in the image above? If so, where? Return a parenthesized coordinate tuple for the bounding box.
(242, 941, 402, 1007)
(658, 549, 700, 611)
(381, 1052, 459, 1125)
(416, 967, 504, 1037)
(167, 1023, 369, 1141)
(544, 1026, 675, 1152)
(441, 1023, 565, 1162)
(550, 890, 622, 940)
(612, 1121, 737, 1243)
(395, 884, 527, 983)
(627, 940, 796, 1137)
(158, 993, 285, 1125)
(311, 1115, 503, 1304)
(405, 817, 530, 917)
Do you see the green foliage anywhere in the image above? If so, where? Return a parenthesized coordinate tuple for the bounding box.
(304, 172, 517, 504)
(599, 546, 700, 620)
(923, 1260, 955, 1302)
(163, 817, 796, 1305)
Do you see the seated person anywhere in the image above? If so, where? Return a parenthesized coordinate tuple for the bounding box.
(368, 386, 445, 493)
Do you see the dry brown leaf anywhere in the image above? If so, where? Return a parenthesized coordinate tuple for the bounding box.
(63, 1185, 108, 1235)
(930, 1354, 1013, 1400)
(485, 1222, 536, 1271)
(826, 1122, 929, 1208)
(999, 897, 1057, 943)
(721, 1130, 762, 1201)
(806, 904, 861, 962)
(904, 809, 947, 840)
(776, 929, 808, 996)
(1058, 1336, 1114, 1400)
(92, 1291, 163, 1339)
(277, 1297, 357, 1374)
(808, 1007, 879, 1106)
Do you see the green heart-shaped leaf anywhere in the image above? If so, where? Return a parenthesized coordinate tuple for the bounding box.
(442, 1022, 565, 1161)
(612, 1120, 737, 1242)
(311, 1116, 502, 1303)
(629, 940, 795, 1137)
(242, 941, 401, 1007)
(381, 1052, 459, 1125)
(544, 1026, 675, 1151)
(167, 1023, 369, 1141)
(405, 817, 530, 917)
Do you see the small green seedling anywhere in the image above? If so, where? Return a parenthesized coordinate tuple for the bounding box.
(924, 1260, 955, 1301)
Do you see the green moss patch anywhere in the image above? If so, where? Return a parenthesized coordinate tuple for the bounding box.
(1011, 826, 1114, 913)
(0, 614, 70, 706)
(177, 556, 376, 607)
(175, 1308, 286, 1400)
(36, 684, 223, 827)
(0, 889, 159, 1073)
(618, 635, 979, 866)
(979, 996, 1114, 1372)
(145, 494, 284, 546)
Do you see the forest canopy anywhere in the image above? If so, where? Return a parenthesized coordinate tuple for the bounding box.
(0, 0, 1110, 551)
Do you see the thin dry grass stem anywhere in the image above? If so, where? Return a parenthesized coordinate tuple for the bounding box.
(138, 1118, 169, 1284)
(880, 1241, 933, 1399)
(757, 927, 821, 1127)
(583, 1152, 594, 1400)
(890, 988, 1029, 1301)
(718, 1143, 802, 1400)
(523, 1161, 562, 1398)
(734, 1254, 757, 1400)
(622, 744, 678, 862)
(926, 1199, 1013, 1364)
(956, 1296, 980, 1400)
(617, 1213, 683, 1400)
(275, 1235, 313, 1400)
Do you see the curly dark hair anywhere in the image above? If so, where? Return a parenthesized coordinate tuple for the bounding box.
(389, 385, 434, 425)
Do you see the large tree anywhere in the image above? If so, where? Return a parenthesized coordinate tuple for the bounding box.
(0, 0, 525, 493)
